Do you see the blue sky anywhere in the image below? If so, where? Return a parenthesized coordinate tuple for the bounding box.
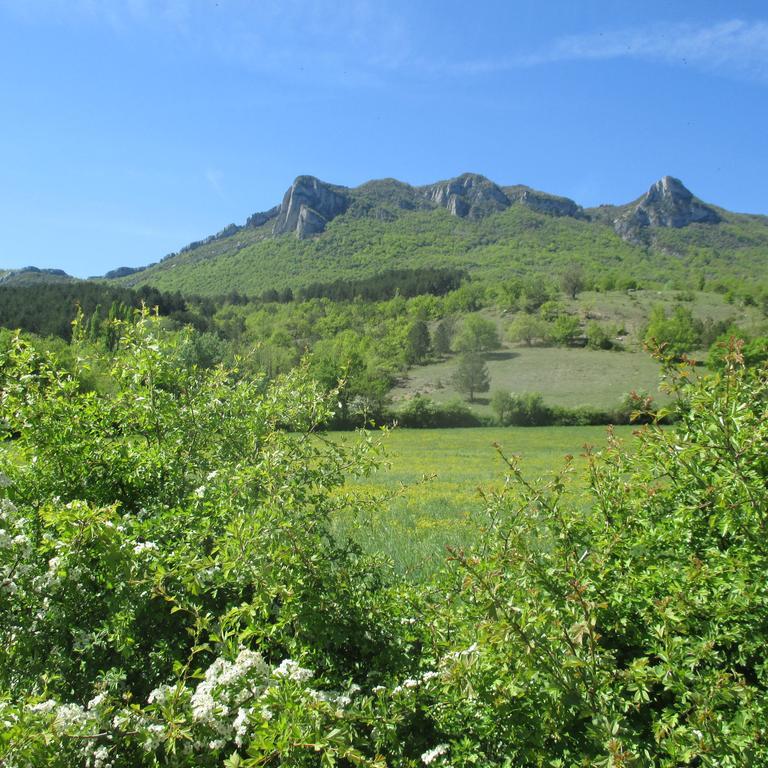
(1, 0, 767, 277)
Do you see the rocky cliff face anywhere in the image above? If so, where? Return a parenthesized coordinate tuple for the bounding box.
(420, 173, 510, 219)
(245, 205, 280, 229)
(504, 186, 582, 217)
(272, 176, 350, 238)
(614, 176, 721, 239)
(241, 173, 586, 241)
(154, 173, 723, 256)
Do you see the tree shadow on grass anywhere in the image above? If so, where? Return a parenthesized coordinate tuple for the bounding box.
(483, 351, 519, 362)
(469, 397, 491, 406)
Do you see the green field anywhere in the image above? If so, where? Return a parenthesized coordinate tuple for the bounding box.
(333, 424, 638, 578)
(389, 290, 762, 415)
(390, 346, 665, 414)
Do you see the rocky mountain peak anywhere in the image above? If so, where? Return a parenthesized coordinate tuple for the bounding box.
(272, 176, 351, 239)
(420, 173, 510, 218)
(614, 176, 721, 239)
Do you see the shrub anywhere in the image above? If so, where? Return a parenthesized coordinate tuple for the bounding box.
(417, 349, 768, 765)
(507, 312, 547, 346)
(397, 395, 484, 428)
(547, 314, 581, 346)
(585, 320, 613, 350)
(0, 313, 408, 767)
(644, 303, 699, 356)
(453, 315, 501, 353)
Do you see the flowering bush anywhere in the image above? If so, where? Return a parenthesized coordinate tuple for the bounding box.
(0, 313, 409, 766)
(2, 314, 768, 766)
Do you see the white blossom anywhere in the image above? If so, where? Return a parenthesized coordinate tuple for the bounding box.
(28, 699, 57, 715)
(147, 684, 176, 705)
(273, 659, 313, 682)
(53, 702, 88, 731)
(421, 744, 449, 764)
(87, 692, 107, 710)
(392, 678, 419, 695)
(233, 707, 250, 747)
(90, 745, 110, 768)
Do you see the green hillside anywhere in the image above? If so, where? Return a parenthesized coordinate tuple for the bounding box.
(111, 173, 768, 297)
(0, 267, 75, 286)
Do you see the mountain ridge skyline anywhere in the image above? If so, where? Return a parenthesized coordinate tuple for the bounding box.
(2, 170, 764, 288)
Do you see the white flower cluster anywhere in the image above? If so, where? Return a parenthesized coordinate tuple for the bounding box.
(1, 500, 35, 595)
(390, 668, 441, 696)
(87, 744, 110, 768)
(392, 678, 420, 695)
(27, 698, 94, 734)
(133, 540, 158, 555)
(180, 651, 354, 751)
(421, 743, 449, 765)
(20, 650, 356, 760)
(190, 648, 270, 727)
(273, 658, 314, 682)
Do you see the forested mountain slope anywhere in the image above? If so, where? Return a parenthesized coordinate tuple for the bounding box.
(111, 173, 768, 296)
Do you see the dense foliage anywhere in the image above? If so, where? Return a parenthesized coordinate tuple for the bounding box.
(1, 312, 768, 765)
(417, 343, 768, 765)
(0, 313, 410, 766)
(0, 283, 203, 340)
(118, 203, 768, 301)
(297, 268, 467, 303)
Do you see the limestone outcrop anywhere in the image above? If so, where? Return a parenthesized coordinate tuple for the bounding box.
(614, 176, 720, 239)
(272, 176, 350, 238)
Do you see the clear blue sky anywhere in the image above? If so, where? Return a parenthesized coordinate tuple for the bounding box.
(1, 0, 767, 277)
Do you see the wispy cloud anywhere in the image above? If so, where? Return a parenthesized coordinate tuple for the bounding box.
(3, 4, 766, 84)
(0, 0, 192, 33)
(448, 19, 768, 80)
(0, 0, 410, 83)
(205, 168, 224, 199)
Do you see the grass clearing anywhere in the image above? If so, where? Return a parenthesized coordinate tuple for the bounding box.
(333, 424, 638, 579)
(390, 290, 761, 416)
(390, 347, 665, 415)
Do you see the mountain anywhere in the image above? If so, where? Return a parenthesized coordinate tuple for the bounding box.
(0, 266, 76, 286)
(99, 173, 767, 296)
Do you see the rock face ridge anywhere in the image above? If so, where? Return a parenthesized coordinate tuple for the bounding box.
(245, 205, 280, 229)
(420, 173, 509, 219)
(245, 173, 586, 239)
(504, 185, 583, 218)
(162, 173, 724, 257)
(614, 176, 721, 240)
(271, 176, 350, 239)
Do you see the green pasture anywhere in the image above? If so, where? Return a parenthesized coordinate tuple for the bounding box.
(333, 424, 638, 579)
(389, 290, 761, 417)
(390, 347, 666, 415)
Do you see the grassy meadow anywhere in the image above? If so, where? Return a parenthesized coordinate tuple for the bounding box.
(333, 424, 638, 579)
(389, 346, 665, 414)
(389, 289, 763, 416)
